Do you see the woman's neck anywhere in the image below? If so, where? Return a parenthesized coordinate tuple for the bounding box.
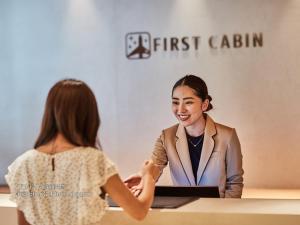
(54, 133, 71, 145)
(37, 133, 77, 153)
(185, 116, 206, 137)
(52, 134, 77, 151)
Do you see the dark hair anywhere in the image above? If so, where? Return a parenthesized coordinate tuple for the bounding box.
(172, 75, 213, 111)
(34, 79, 100, 149)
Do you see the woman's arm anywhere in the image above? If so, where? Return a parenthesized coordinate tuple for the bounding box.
(17, 210, 31, 225)
(151, 132, 169, 173)
(124, 132, 168, 196)
(103, 161, 159, 220)
(225, 128, 244, 198)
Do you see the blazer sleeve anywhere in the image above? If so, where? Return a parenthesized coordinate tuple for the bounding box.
(225, 128, 244, 198)
(151, 131, 169, 177)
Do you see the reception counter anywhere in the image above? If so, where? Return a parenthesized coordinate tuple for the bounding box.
(100, 198, 300, 225)
(1, 190, 300, 225)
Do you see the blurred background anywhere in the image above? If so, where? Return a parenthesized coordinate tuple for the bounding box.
(1, 0, 300, 189)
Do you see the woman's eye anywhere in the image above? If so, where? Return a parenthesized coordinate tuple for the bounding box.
(172, 101, 179, 105)
(186, 101, 194, 104)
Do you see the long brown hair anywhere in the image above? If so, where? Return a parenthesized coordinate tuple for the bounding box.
(34, 79, 100, 149)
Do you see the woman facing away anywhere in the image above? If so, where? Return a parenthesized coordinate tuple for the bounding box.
(126, 75, 244, 198)
(5, 79, 159, 225)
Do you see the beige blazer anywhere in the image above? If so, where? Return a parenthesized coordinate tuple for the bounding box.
(151, 114, 244, 198)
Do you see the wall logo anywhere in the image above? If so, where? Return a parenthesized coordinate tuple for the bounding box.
(126, 32, 151, 59)
(125, 32, 263, 60)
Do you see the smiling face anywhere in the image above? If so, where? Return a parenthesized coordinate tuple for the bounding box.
(172, 85, 209, 131)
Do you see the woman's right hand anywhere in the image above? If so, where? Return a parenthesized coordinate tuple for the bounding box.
(132, 161, 159, 196)
(124, 174, 142, 189)
(141, 160, 160, 181)
(124, 161, 159, 197)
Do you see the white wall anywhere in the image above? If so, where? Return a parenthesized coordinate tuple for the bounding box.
(0, 0, 119, 181)
(1, 0, 300, 188)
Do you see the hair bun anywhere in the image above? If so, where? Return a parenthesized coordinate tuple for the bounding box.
(207, 95, 212, 101)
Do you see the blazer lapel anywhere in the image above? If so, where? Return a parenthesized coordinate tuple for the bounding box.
(196, 114, 216, 185)
(175, 124, 196, 185)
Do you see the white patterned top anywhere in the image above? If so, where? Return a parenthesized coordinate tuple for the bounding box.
(5, 147, 118, 225)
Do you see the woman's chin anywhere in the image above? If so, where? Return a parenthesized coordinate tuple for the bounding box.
(178, 120, 192, 127)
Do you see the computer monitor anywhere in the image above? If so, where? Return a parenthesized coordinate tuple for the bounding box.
(107, 185, 219, 209)
(155, 185, 220, 197)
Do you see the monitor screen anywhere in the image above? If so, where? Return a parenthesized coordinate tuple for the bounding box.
(107, 185, 219, 208)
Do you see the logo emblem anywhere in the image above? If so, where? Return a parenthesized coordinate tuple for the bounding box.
(126, 32, 151, 59)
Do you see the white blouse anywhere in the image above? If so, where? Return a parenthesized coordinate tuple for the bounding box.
(5, 147, 118, 225)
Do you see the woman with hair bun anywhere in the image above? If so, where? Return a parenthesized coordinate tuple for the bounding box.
(126, 75, 244, 198)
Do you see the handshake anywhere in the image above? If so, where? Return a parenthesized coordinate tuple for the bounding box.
(124, 160, 160, 197)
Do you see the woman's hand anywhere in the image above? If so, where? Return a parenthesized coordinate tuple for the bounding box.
(124, 161, 159, 197)
(124, 174, 142, 189)
(141, 160, 160, 181)
(124, 174, 142, 196)
(104, 161, 159, 220)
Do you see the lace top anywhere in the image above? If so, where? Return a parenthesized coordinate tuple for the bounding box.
(5, 147, 118, 225)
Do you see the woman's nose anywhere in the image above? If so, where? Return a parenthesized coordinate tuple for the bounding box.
(178, 103, 186, 113)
